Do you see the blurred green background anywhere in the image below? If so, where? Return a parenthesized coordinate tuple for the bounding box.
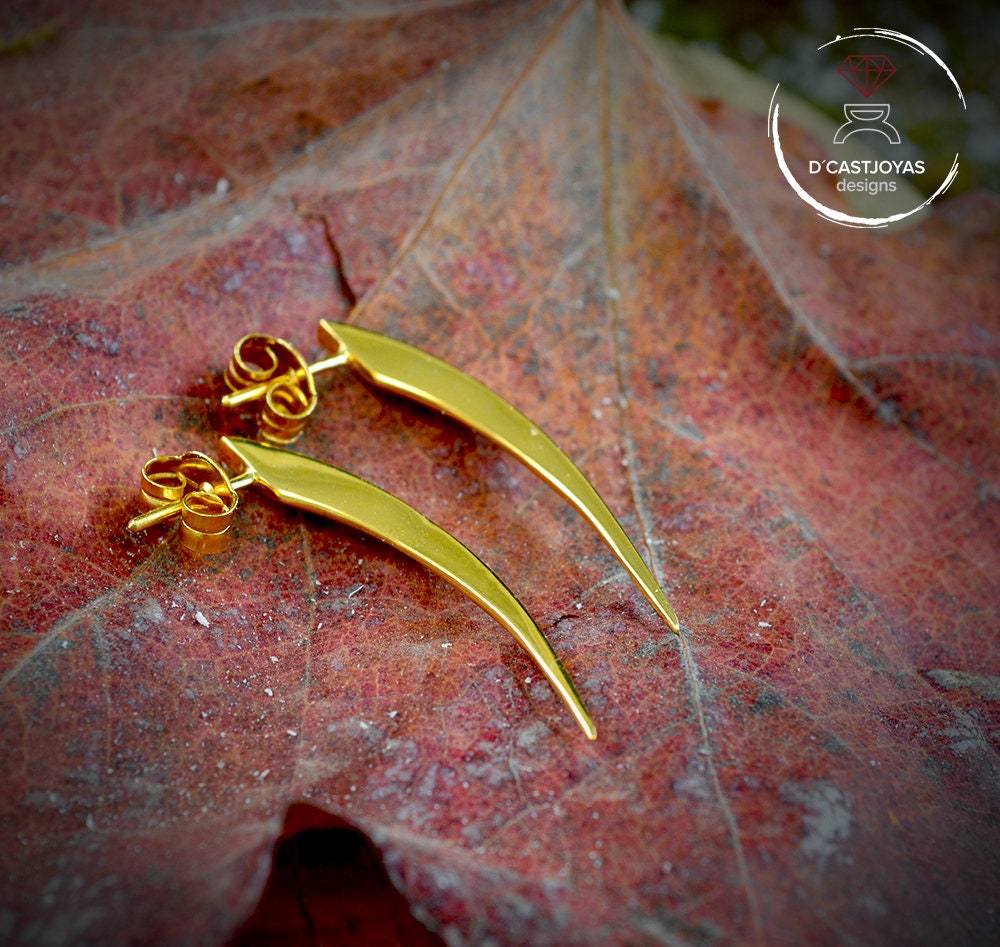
(629, 0, 1000, 195)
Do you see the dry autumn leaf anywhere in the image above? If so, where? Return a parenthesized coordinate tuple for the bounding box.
(2, 1, 998, 945)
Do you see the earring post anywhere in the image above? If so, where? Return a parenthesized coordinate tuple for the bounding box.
(221, 351, 350, 408)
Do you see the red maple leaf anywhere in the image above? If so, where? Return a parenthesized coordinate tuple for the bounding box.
(1, 2, 997, 944)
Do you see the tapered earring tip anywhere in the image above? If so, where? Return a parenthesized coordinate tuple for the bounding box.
(658, 597, 681, 634)
(631, 575, 680, 633)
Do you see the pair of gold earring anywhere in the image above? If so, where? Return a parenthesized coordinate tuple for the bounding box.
(127, 320, 679, 739)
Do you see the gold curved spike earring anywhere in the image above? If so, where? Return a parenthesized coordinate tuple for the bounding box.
(222, 321, 680, 633)
(126, 440, 597, 740)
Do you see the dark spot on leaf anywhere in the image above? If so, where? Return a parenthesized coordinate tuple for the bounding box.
(752, 687, 784, 714)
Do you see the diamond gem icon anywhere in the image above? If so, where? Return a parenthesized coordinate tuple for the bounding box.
(837, 55, 896, 97)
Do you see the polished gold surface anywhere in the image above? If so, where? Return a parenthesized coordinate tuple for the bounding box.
(223, 334, 325, 444)
(128, 452, 243, 554)
(217, 319, 679, 633)
(219, 436, 596, 740)
(127, 440, 596, 739)
(319, 321, 680, 633)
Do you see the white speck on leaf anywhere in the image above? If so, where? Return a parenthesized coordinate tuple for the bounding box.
(781, 782, 852, 864)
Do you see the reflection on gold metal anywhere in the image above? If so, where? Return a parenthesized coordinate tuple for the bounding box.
(224, 334, 320, 444)
(129, 451, 249, 555)
(222, 321, 679, 632)
(127, 437, 596, 740)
